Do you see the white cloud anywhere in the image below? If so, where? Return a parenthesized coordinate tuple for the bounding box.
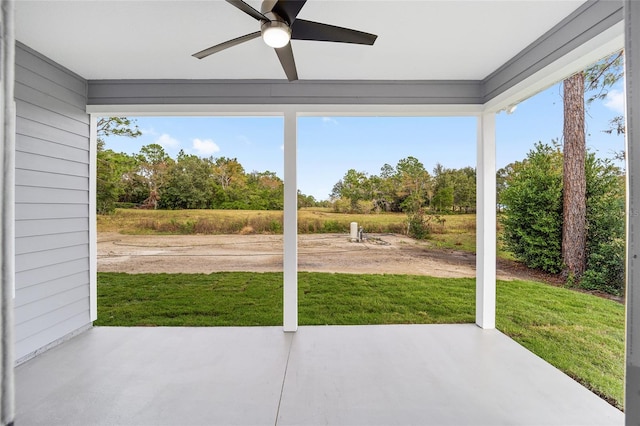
(155, 133, 181, 149)
(140, 127, 158, 137)
(280, 144, 284, 151)
(192, 138, 220, 156)
(322, 117, 338, 125)
(604, 89, 625, 114)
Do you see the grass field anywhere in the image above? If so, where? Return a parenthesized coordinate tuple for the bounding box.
(96, 271, 625, 409)
(98, 208, 480, 252)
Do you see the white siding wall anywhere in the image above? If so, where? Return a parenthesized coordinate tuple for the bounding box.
(14, 43, 91, 361)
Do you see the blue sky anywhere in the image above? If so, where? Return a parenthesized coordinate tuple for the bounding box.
(102, 82, 625, 200)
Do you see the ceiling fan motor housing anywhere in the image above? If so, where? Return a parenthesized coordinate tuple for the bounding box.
(261, 12, 291, 48)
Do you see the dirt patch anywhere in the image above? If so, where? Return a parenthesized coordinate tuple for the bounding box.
(98, 232, 539, 281)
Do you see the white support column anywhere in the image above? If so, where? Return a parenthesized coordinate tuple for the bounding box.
(89, 115, 98, 321)
(625, 1, 640, 423)
(283, 111, 298, 332)
(1, 0, 16, 423)
(476, 112, 496, 329)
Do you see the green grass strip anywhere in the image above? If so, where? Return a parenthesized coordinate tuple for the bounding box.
(496, 280, 624, 409)
(96, 272, 624, 409)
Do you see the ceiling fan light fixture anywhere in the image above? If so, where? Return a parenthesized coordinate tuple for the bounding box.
(261, 20, 291, 48)
(194, 0, 378, 82)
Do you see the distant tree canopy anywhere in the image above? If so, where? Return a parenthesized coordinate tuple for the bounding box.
(96, 143, 322, 213)
(330, 156, 476, 214)
(96, 117, 142, 214)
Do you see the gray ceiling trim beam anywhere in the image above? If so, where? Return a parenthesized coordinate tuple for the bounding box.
(87, 79, 483, 106)
(482, 0, 623, 103)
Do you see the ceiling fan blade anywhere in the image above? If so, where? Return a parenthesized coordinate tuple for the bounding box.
(275, 43, 298, 81)
(192, 31, 261, 59)
(291, 19, 377, 45)
(226, 0, 270, 21)
(271, 0, 307, 24)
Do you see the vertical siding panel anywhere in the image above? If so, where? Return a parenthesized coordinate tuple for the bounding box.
(14, 42, 91, 361)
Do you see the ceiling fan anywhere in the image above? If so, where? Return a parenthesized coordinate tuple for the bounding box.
(192, 0, 378, 81)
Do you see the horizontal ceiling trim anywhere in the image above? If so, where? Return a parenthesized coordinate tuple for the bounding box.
(86, 103, 484, 116)
(87, 79, 484, 106)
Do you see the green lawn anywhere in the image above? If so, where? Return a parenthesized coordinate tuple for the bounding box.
(96, 271, 625, 409)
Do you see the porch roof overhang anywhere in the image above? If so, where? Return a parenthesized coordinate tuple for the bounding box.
(17, 0, 625, 113)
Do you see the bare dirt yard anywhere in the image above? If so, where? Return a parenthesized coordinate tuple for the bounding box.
(98, 232, 547, 281)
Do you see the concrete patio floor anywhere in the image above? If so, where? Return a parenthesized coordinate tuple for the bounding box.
(15, 324, 623, 425)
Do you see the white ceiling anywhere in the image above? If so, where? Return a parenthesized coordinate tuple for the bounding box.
(15, 0, 586, 81)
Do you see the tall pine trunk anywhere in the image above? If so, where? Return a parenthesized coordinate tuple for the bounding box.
(562, 72, 587, 278)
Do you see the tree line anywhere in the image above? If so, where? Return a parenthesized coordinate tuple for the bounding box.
(97, 140, 296, 214)
(97, 118, 333, 213)
(96, 119, 474, 216)
(330, 157, 476, 214)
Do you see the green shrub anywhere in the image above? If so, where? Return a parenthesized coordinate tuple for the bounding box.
(268, 220, 283, 233)
(501, 143, 564, 273)
(501, 142, 625, 293)
(321, 220, 346, 233)
(356, 200, 375, 214)
(406, 209, 431, 239)
(178, 220, 196, 234)
(583, 156, 626, 294)
(332, 198, 352, 213)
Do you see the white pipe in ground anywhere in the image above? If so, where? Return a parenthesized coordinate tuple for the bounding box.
(350, 222, 359, 242)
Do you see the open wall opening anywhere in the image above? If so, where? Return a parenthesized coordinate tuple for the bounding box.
(496, 76, 626, 287)
(296, 116, 478, 324)
(95, 116, 286, 326)
(494, 55, 627, 409)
